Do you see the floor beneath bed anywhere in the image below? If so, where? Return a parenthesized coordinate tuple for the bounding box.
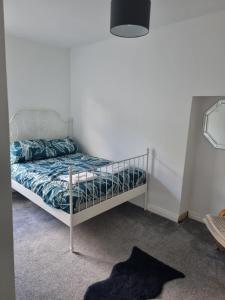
(13, 192, 225, 300)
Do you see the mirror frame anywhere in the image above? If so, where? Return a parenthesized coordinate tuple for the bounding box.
(203, 99, 225, 149)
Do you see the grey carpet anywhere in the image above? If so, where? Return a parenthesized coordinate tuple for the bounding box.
(13, 192, 225, 300)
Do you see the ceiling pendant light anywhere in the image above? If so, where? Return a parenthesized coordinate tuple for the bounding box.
(110, 0, 151, 38)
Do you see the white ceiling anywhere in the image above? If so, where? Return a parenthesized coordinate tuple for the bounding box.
(4, 0, 225, 48)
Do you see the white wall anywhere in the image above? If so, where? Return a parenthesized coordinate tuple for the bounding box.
(0, 0, 15, 298)
(5, 35, 70, 120)
(183, 97, 225, 222)
(70, 10, 225, 221)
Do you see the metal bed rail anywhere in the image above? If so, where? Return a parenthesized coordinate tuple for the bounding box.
(68, 148, 150, 252)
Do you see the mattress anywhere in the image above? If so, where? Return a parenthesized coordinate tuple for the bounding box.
(11, 153, 146, 214)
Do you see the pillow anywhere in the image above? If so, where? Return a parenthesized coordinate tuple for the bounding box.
(10, 139, 48, 164)
(46, 138, 79, 157)
(10, 138, 79, 164)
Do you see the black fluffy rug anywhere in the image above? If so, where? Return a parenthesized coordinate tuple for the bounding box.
(84, 247, 185, 300)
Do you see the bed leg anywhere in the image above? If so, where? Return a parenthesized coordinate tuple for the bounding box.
(144, 191, 148, 211)
(70, 224, 74, 253)
(144, 148, 150, 211)
(69, 166, 74, 253)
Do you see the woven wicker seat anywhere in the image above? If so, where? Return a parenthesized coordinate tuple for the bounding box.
(204, 214, 225, 248)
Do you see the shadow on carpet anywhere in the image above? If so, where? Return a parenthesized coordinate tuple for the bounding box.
(84, 247, 185, 300)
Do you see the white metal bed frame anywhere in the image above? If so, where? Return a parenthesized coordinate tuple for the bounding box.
(10, 110, 150, 252)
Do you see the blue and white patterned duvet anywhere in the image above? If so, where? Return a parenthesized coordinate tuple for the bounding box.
(11, 153, 146, 214)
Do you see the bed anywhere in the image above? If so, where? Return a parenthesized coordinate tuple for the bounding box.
(10, 110, 150, 252)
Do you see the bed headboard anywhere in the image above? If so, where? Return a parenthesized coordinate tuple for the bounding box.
(10, 109, 72, 141)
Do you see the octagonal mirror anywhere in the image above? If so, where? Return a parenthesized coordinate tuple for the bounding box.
(203, 99, 225, 149)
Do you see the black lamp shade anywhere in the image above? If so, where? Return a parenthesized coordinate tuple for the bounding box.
(110, 0, 151, 38)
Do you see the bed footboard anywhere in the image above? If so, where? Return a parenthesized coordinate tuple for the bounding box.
(68, 148, 150, 252)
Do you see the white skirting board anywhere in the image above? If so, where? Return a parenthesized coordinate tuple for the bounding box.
(129, 197, 179, 223)
(148, 204, 179, 223)
(148, 206, 204, 224)
(131, 195, 205, 223)
(188, 210, 204, 223)
(14, 178, 201, 225)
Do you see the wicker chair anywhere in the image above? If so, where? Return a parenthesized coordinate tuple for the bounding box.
(204, 210, 225, 251)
